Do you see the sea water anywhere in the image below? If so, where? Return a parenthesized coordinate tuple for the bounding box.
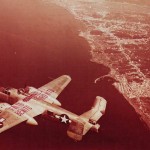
(43, 0, 150, 128)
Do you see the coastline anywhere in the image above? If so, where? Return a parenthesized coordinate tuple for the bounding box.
(51, 0, 150, 130)
(0, 0, 150, 150)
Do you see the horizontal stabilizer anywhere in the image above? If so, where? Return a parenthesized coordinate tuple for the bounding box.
(80, 96, 107, 124)
(67, 96, 107, 141)
(67, 118, 92, 141)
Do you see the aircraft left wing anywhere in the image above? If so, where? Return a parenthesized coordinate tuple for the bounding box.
(38, 75, 71, 99)
(0, 109, 27, 133)
(0, 100, 45, 133)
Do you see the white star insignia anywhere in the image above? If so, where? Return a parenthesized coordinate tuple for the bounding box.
(60, 115, 69, 124)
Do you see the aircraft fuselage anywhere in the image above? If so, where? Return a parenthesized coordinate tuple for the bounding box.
(0, 87, 99, 132)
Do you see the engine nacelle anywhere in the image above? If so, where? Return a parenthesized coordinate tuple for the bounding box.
(0, 103, 11, 112)
(46, 97, 61, 106)
(0, 92, 9, 102)
(26, 116, 38, 126)
(25, 86, 37, 94)
(25, 87, 61, 106)
(0, 90, 19, 104)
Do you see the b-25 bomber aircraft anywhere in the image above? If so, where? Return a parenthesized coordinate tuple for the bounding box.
(0, 75, 107, 141)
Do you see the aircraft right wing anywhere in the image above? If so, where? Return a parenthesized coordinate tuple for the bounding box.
(38, 75, 71, 99)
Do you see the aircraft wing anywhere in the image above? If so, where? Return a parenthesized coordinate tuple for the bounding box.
(0, 109, 27, 133)
(0, 75, 71, 133)
(0, 100, 45, 133)
(38, 75, 71, 99)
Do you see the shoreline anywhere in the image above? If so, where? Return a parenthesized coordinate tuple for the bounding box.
(52, 0, 150, 130)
